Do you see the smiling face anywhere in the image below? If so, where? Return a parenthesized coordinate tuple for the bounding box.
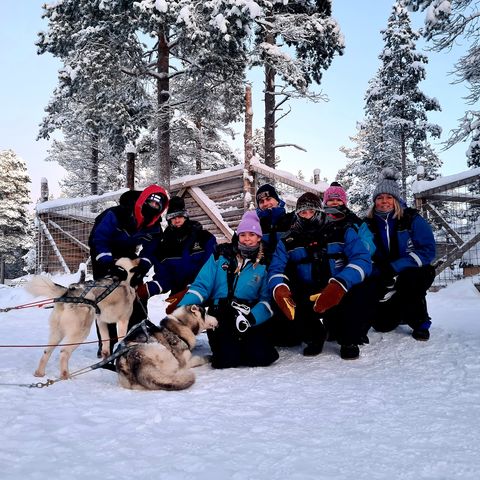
(238, 232, 261, 247)
(258, 196, 279, 210)
(375, 194, 395, 212)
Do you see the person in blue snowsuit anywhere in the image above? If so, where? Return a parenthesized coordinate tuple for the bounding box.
(144, 196, 216, 313)
(179, 210, 278, 369)
(268, 192, 372, 360)
(88, 184, 169, 355)
(364, 168, 436, 341)
(254, 183, 298, 346)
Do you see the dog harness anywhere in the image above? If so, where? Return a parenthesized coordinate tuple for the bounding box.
(54, 279, 121, 314)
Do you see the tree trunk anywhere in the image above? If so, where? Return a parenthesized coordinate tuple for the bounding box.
(157, 26, 171, 189)
(400, 130, 407, 198)
(244, 84, 254, 210)
(91, 130, 99, 196)
(0, 256, 4, 284)
(126, 148, 136, 190)
(264, 12, 276, 169)
(195, 117, 202, 173)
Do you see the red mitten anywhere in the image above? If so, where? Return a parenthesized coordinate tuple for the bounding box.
(165, 287, 189, 314)
(273, 284, 296, 321)
(136, 283, 150, 301)
(310, 279, 346, 314)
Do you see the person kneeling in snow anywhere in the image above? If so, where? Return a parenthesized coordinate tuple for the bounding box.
(178, 210, 279, 369)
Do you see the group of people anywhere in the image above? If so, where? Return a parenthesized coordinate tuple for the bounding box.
(88, 167, 436, 368)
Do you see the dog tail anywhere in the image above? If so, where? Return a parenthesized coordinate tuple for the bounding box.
(25, 276, 67, 299)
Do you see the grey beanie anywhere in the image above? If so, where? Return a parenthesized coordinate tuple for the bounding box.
(372, 168, 401, 202)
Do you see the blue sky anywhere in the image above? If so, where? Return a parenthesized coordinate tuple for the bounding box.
(0, 1, 469, 203)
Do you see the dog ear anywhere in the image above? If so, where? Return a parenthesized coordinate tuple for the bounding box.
(190, 304, 200, 313)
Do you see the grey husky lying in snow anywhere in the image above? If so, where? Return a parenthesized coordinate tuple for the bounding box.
(116, 305, 218, 391)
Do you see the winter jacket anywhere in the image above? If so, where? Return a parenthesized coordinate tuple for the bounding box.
(324, 206, 376, 257)
(88, 186, 168, 275)
(364, 207, 436, 274)
(179, 242, 273, 326)
(256, 200, 294, 264)
(268, 217, 372, 296)
(148, 219, 216, 296)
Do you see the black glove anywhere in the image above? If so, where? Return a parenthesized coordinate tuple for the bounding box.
(376, 262, 396, 288)
(130, 258, 152, 287)
(107, 263, 128, 281)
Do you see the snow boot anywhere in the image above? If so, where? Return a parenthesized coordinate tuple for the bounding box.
(303, 341, 324, 357)
(340, 344, 359, 360)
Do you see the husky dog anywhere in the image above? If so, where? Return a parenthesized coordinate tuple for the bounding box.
(26, 257, 140, 379)
(116, 305, 218, 391)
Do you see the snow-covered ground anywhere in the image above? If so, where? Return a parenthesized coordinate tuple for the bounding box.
(0, 276, 479, 480)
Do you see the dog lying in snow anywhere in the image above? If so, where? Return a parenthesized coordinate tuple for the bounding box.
(116, 305, 218, 391)
(26, 257, 140, 379)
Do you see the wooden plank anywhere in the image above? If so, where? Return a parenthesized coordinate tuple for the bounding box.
(423, 193, 480, 203)
(424, 204, 463, 245)
(47, 220, 90, 252)
(170, 164, 244, 190)
(434, 231, 480, 275)
(188, 186, 234, 240)
(414, 172, 480, 198)
(250, 160, 328, 193)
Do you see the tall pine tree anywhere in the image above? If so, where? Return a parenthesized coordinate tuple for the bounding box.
(339, 0, 442, 212)
(0, 150, 33, 282)
(405, 0, 480, 168)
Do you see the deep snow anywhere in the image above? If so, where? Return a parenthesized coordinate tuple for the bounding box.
(0, 276, 479, 480)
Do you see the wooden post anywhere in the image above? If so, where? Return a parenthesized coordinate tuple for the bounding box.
(126, 144, 136, 190)
(243, 84, 254, 211)
(40, 177, 49, 202)
(313, 169, 321, 185)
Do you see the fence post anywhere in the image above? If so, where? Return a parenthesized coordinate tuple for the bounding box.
(313, 169, 321, 185)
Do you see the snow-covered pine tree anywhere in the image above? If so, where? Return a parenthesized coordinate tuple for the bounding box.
(37, 0, 151, 196)
(339, 0, 442, 211)
(0, 150, 33, 282)
(252, 0, 344, 168)
(405, 0, 480, 169)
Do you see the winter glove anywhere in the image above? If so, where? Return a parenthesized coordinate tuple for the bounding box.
(309, 279, 347, 314)
(136, 283, 150, 301)
(165, 288, 189, 315)
(273, 284, 296, 321)
(130, 258, 152, 287)
(136, 281, 161, 301)
(106, 263, 128, 281)
(376, 262, 396, 288)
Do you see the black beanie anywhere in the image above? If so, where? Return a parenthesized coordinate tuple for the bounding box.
(166, 196, 189, 220)
(296, 192, 322, 214)
(256, 183, 280, 205)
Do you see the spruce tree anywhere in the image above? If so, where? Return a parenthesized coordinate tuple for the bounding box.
(339, 1, 442, 211)
(0, 150, 33, 282)
(405, 0, 480, 168)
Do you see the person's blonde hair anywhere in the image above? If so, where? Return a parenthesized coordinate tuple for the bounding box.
(367, 197, 403, 219)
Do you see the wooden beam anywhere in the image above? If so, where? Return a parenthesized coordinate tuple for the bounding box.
(423, 193, 480, 203)
(47, 220, 90, 252)
(434, 231, 480, 275)
(170, 165, 244, 190)
(424, 204, 463, 245)
(189, 186, 234, 240)
(250, 161, 328, 193)
(414, 171, 480, 198)
(38, 219, 71, 274)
